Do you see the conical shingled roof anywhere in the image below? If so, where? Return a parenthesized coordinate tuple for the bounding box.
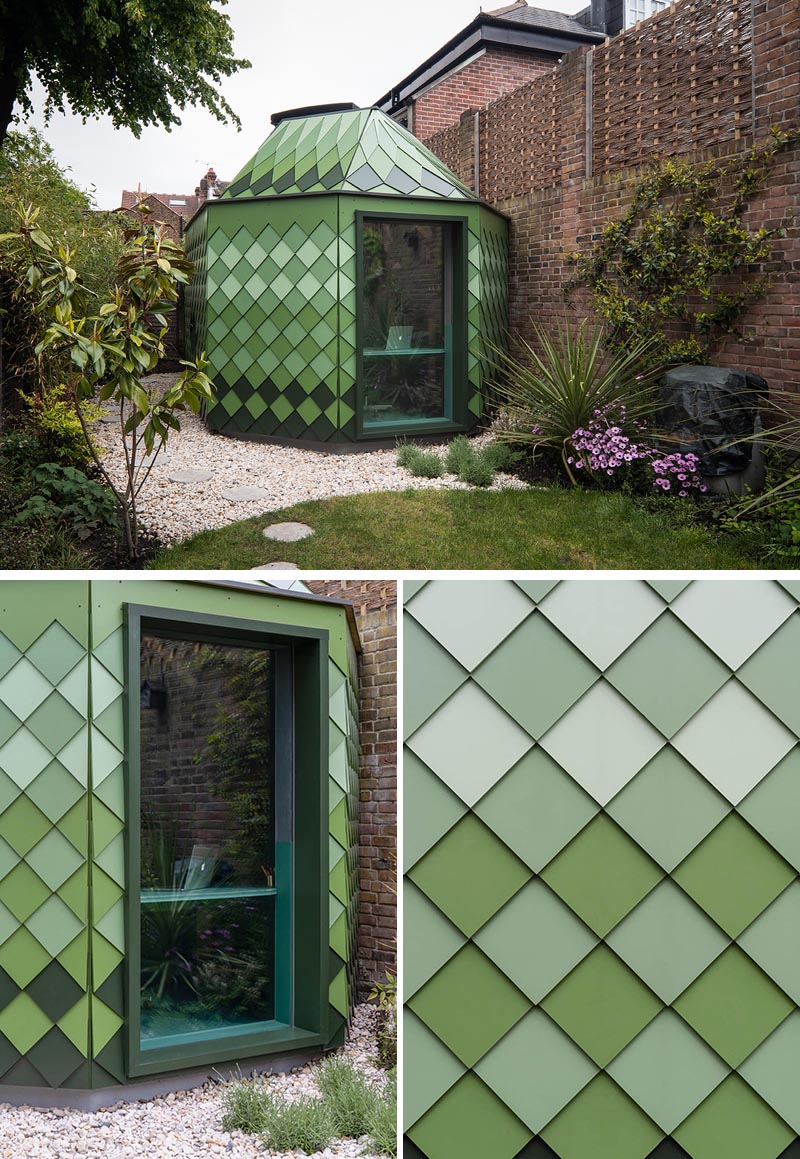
(222, 107, 477, 202)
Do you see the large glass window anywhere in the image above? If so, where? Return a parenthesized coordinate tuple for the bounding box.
(361, 218, 454, 429)
(625, 0, 669, 25)
(138, 632, 290, 1051)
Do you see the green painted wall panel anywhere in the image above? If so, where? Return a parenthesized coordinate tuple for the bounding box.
(0, 581, 359, 1090)
(404, 579, 800, 1159)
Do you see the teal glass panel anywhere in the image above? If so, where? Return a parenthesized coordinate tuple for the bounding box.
(139, 634, 286, 1049)
(361, 219, 452, 427)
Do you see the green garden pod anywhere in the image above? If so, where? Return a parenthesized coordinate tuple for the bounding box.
(184, 106, 508, 446)
(0, 581, 360, 1102)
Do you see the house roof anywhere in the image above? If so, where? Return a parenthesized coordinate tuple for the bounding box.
(375, 1, 603, 114)
(120, 189, 201, 216)
(221, 106, 477, 202)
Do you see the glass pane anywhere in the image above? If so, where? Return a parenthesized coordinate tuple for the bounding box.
(139, 635, 278, 1045)
(364, 353, 446, 426)
(363, 221, 445, 351)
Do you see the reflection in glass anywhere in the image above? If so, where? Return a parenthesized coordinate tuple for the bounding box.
(362, 219, 451, 426)
(139, 636, 278, 1045)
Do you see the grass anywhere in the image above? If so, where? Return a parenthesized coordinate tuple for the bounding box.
(151, 486, 761, 571)
(316, 1054, 381, 1138)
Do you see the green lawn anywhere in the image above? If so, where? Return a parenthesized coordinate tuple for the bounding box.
(150, 487, 760, 570)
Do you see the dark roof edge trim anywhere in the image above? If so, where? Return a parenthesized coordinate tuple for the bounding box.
(375, 12, 602, 111)
(185, 579, 363, 653)
(183, 188, 511, 222)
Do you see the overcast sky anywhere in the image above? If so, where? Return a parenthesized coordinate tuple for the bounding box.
(18, 0, 583, 209)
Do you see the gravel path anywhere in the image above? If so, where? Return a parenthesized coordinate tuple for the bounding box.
(0, 1005, 393, 1159)
(97, 374, 527, 544)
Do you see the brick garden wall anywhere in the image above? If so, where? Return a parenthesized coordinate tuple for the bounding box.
(423, 0, 800, 407)
(306, 581, 397, 999)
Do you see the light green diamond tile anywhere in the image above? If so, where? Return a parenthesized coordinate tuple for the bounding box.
(91, 996, 123, 1053)
(404, 751, 466, 870)
(673, 813, 795, 938)
(404, 1009, 466, 1131)
(0, 924, 50, 986)
(91, 729, 124, 786)
(606, 747, 731, 871)
(26, 691, 84, 756)
(94, 831, 125, 888)
(0, 992, 51, 1054)
(57, 798, 88, 856)
(57, 864, 88, 922)
(408, 813, 531, 937)
(646, 579, 691, 601)
(95, 899, 124, 952)
(474, 747, 599, 873)
(674, 945, 793, 1067)
(92, 930, 123, 987)
(26, 621, 85, 685)
(26, 761, 85, 823)
(674, 1073, 793, 1159)
(410, 1072, 531, 1159)
(408, 681, 532, 808)
(55, 726, 90, 787)
(738, 882, 800, 1004)
(25, 828, 84, 892)
(408, 580, 532, 671)
(57, 928, 88, 987)
(541, 945, 662, 1068)
(541, 1073, 664, 1159)
(0, 728, 53, 788)
(739, 1010, 800, 1134)
(25, 894, 83, 958)
(606, 879, 728, 1003)
(474, 612, 599, 738)
(606, 1009, 729, 1132)
(0, 657, 53, 719)
(0, 794, 51, 856)
(404, 610, 468, 739)
(671, 581, 795, 669)
(89, 659, 123, 716)
(93, 699, 124, 749)
(92, 799, 124, 856)
(474, 879, 598, 1003)
(538, 581, 664, 669)
(475, 1008, 597, 1133)
(408, 943, 530, 1067)
(404, 881, 466, 999)
(541, 814, 663, 938)
(57, 656, 89, 716)
(737, 613, 800, 732)
(739, 748, 800, 872)
(57, 992, 89, 1054)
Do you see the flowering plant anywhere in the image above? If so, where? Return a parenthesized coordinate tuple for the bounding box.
(565, 405, 707, 497)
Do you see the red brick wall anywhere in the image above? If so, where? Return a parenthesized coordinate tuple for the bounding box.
(423, 0, 800, 407)
(412, 45, 557, 140)
(306, 581, 397, 998)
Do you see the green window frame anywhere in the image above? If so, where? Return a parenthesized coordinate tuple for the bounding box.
(354, 209, 469, 440)
(124, 604, 330, 1078)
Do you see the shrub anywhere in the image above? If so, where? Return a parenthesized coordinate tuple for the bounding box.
(399, 437, 518, 488)
(261, 1095, 335, 1152)
(316, 1054, 380, 1137)
(21, 383, 104, 467)
(376, 1002, 397, 1070)
(396, 444, 444, 478)
(491, 321, 661, 480)
(15, 463, 119, 540)
(366, 1070, 397, 1158)
(220, 1077, 273, 1134)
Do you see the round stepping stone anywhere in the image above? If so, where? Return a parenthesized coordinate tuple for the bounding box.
(252, 562, 300, 570)
(141, 452, 171, 469)
(223, 486, 269, 502)
(170, 469, 214, 484)
(263, 521, 314, 542)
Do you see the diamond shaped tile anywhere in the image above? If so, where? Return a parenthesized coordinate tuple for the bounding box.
(407, 581, 533, 671)
(0, 702, 21, 748)
(606, 880, 728, 1003)
(738, 882, 800, 1005)
(671, 681, 796, 805)
(0, 634, 21, 680)
(0, 658, 53, 720)
(0, 795, 50, 856)
(26, 960, 84, 1024)
(541, 814, 663, 938)
(646, 580, 691, 602)
(738, 748, 800, 872)
(0, 863, 49, 923)
(737, 614, 800, 733)
(673, 813, 795, 938)
(409, 1072, 532, 1159)
(474, 748, 599, 872)
(0, 992, 51, 1054)
(606, 1010, 729, 1132)
(674, 1074, 794, 1159)
(475, 1008, 597, 1132)
(24, 829, 84, 894)
(408, 944, 530, 1067)
(0, 729, 53, 788)
(538, 581, 664, 669)
(408, 813, 531, 937)
(541, 1073, 664, 1159)
(606, 748, 731, 871)
(739, 1010, 800, 1134)
(405, 881, 466, 1000)
(404, 751, 467, 871)
(26, 622, 85, 685)
(404, 616, 468, 738)
(474, 879, 598, 1003)
(25, 894, 83, 958)
(473, 613, 598, 738)
(25, 761, 84, 825)
(671, 581, 795, 669)
(674, 946, 793, 1067)
(0, 925, 50, 987)
(404, 1010, 466, 1130)
(408, 682, 533, 808)
(540, 683, 665, 806)
(541, 946, 662, 1067)
(606, 614, 730, 737)
(25, 691, 84, 755)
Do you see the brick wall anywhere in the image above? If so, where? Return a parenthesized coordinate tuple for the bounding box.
(411, 44, 557, 140)
(306, 581, 397, 998)
(423, 0, 800, 406)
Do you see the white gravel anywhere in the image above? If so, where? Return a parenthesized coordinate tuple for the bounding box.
(0, 1005, 393, 1159)
(97, 374, 528, 544)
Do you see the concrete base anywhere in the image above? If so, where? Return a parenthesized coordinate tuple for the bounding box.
(0, 1048, 322, 1112)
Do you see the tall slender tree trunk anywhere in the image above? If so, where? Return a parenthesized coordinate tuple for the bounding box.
(0, 25, 27, 152)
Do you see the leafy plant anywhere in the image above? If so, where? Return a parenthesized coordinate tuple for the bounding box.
(15, 462, 118, 539)
(0, 472, 91, 567)
(0, 203, 214, 559)
(491, 321, 661, 482)
(396, 443, 444, 478)
(568, 129, 799, 366)
(316, 1055, 381, 1138)
(366, 1069, 398, 1158)
(369, 973, 398, 1069)
(21, 382, 104, 467)
(220, 1076, 274, 1135)
(260, 1095, 335, 1152)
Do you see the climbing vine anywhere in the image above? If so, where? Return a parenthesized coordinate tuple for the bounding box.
(567, 128, 798, 367)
